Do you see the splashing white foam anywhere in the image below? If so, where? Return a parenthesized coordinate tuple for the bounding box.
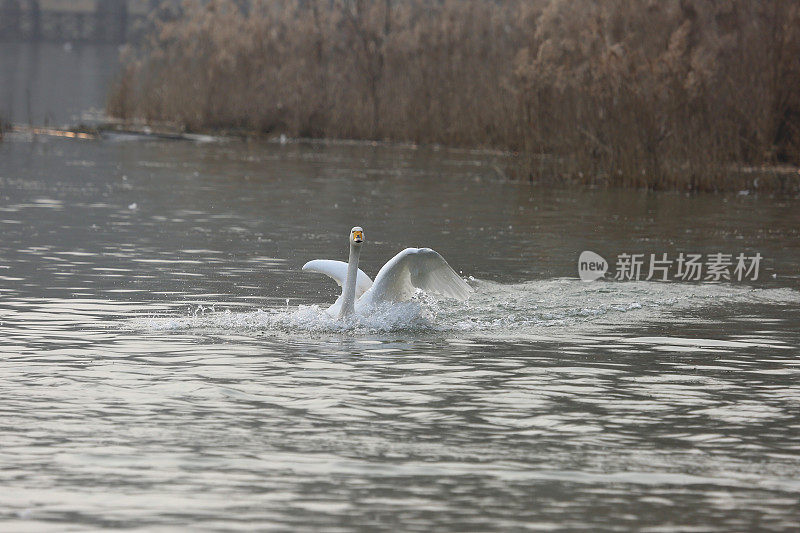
(129, 279, 800, 337)
(135, 300, 433, 334)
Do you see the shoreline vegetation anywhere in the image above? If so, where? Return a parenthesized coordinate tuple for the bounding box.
(106, 0, 800, 192)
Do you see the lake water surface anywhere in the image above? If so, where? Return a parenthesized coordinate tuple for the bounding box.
(1, 43, 800, 532)
(1, 135, 799, 531)
(1, 42, 120, 127)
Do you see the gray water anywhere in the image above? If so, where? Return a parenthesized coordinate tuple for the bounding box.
(2, 44, 800, 532)
(0, 42, 120, 126)
(1, 135, 799, 532)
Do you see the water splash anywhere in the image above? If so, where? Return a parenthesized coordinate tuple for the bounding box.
(135, 300, 433, 334)
(131, 279, 800, 336)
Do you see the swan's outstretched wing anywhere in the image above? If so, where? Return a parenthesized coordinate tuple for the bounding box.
(302, 260, 373, 299)
(365, 248, 472, 304)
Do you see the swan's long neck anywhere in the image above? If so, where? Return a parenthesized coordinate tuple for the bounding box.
(340, 242, 361, 318)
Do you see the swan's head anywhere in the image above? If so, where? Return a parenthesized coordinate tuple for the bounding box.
(350, 226, 364, 245)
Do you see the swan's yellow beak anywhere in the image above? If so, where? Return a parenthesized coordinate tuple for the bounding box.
(352, 230, 363, 243)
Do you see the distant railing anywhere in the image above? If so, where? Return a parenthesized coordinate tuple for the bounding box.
(0, 0, 177, 43)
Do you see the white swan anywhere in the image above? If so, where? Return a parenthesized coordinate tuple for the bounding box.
(303, 227, 473, 317)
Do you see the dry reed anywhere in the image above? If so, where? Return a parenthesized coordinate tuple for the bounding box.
(108, 0, 800, 191)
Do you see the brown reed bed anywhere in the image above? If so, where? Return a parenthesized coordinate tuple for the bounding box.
(108, 0, 800, 192)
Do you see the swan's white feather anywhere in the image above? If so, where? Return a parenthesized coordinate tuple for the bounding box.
(302, 260, 373, 299)
(359, 248, 473, 307)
